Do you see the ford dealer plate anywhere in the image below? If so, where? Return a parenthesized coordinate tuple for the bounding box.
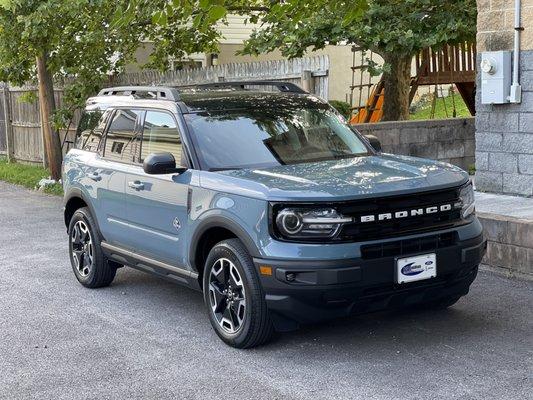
(396, 253, 437, 284)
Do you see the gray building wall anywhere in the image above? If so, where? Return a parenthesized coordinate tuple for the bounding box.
(353, 118, 475, 172)
(475, 52, 533, 197)
(476, 0, 533, 197)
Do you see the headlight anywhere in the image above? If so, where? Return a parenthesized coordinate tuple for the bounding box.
(459, 182, 475, 218)
(275, 207, 352, 239)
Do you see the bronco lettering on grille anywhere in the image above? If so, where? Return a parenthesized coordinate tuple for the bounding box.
(360, 204, 454, 223)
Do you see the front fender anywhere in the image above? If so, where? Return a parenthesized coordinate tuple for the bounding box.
(188, 210, 263, 273)
(63, 187, 103, 238)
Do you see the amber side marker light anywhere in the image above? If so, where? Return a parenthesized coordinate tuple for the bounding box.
(259, 266, 273, 276)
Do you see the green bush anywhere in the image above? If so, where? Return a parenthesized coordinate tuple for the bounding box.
(329, 100, 352, 120)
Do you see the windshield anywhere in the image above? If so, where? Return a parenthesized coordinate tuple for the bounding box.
(184, 105, 370, 170)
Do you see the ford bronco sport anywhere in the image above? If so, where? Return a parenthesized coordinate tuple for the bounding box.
(63, 82, 486, 348)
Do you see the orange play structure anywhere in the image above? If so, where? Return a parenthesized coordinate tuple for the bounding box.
(350, 80, 384, 124)
(349, 43, 476, 124)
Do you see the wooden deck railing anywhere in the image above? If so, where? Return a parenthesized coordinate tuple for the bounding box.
(415, 42, 476, 85)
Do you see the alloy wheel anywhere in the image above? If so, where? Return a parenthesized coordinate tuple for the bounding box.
(70, 220, 94, 277)
(208, 258, 247, 334)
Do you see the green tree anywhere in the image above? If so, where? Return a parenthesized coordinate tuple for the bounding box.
(0, 0, 142, 179)
(114, 0, 234, 70)
(241, 0, 476, 121)
(0, 0, 231, 179)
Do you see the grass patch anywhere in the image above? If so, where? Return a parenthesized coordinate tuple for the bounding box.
(410, 93, 471, 120)
(0, 156, 63, 196)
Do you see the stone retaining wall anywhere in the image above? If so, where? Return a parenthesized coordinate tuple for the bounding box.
(352, 118, 475, 171)
(478, 213, 533, 280)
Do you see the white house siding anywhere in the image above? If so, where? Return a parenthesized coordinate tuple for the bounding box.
(218, 14, 259, 44)
(125, 15, 381, 103)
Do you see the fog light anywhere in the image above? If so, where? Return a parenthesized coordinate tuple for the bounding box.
(286, 273, 296, 282)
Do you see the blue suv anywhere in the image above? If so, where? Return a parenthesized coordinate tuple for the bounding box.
(63, 82, 486, 348)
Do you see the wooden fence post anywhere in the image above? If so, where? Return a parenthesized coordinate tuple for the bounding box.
(2, 85, 14, 162)
(301, 70, 315, 93)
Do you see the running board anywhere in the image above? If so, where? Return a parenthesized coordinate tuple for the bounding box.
(100, 242, 201, 291)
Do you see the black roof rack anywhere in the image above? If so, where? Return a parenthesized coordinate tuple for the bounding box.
(97, 86, 181, 101)
(179, 81, 307, 94)
(96, 81, 306, 102)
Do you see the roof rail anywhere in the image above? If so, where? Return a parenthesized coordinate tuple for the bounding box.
(179, 81, 307, 94)
(96, 81, 306, 102)
(97, 86, 181, 101)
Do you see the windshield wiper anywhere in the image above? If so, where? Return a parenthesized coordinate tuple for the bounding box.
(209, 167, 243, 172)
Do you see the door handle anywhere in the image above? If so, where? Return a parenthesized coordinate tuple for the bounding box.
(88, 172, 101, 181)
(128, 181, 145, 190)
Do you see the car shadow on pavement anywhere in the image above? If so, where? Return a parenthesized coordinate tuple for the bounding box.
(260, 300, 501, 358)
(111, 268, 501, 357)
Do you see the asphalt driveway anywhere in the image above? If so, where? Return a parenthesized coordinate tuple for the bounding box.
(0, 181, 531, 400)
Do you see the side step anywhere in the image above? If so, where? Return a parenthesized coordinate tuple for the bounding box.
(101, 242, 201, 291)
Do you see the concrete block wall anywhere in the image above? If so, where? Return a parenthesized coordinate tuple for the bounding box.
(353, 118, 475, 171)
(478, 213, 533, 279)
(477, 0, 533, 52)
(476, 0, 533, 197)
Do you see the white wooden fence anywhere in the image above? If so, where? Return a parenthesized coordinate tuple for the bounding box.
(0, 55, 329, 164)
(112, 55, 329, 98)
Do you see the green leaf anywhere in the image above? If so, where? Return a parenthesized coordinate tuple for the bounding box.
(152, 11, 167, 26)
(207, 4, 226, 22)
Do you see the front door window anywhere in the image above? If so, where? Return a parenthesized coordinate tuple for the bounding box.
(140, 111, 182, 165)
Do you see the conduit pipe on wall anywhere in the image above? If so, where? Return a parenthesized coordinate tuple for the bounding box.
(510, 0, 523, 103)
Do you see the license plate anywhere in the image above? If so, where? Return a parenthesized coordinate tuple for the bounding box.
(396, 253, 437, 284)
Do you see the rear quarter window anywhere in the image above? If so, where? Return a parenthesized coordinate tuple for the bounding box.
(103, 109, 142, 163)
(76, 109, 110, 152)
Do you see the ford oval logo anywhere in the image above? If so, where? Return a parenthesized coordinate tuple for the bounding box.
(401, 262, 424, 276)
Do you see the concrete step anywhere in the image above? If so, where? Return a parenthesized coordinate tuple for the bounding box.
(475, 192, 533, 280)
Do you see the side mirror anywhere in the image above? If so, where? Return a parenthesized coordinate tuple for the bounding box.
(143, 152, 187, 175)
(364, 134, 382, 153)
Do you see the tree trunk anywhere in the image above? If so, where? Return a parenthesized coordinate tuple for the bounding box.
(381, 53, 412, 121)
(36, 53, 62, 181)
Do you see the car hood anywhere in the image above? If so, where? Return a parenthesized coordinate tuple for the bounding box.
(200, 154, 469, 201)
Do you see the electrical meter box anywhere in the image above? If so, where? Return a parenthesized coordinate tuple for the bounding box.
(480, 51, 512, 104)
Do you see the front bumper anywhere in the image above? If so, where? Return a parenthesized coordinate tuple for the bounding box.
(254, 229, 486, 330)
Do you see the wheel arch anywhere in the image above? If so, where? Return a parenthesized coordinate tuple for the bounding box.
(190, 216, 261, 285)
(63, 188, 101, 237)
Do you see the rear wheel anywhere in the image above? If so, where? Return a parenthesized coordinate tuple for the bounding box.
(68, 207, 116, 288)
(203, 239, 274, 348)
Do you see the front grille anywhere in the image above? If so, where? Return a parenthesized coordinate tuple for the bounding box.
(360, 232, 457, 260)
(336, 187, 465, 242)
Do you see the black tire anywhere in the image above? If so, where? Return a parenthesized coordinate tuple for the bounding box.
(203, 238, 274, 349)
(68, 207, 116, 288)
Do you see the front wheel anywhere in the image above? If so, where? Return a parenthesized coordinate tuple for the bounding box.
(203, 239, 274, 348)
